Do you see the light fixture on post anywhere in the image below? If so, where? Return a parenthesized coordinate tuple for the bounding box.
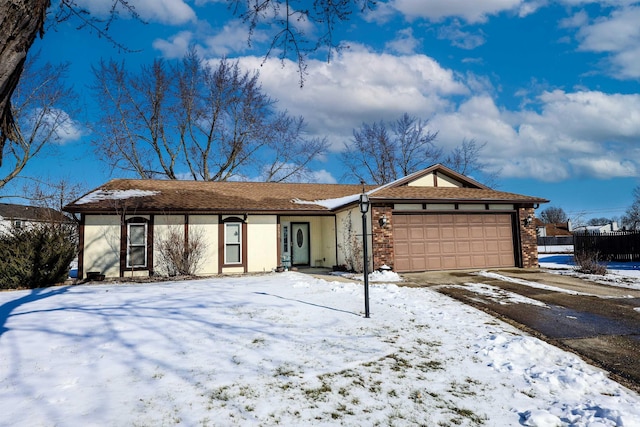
(359, 190, 370, 318)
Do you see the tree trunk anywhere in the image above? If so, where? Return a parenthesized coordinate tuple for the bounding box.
(0, 0, 50, 166)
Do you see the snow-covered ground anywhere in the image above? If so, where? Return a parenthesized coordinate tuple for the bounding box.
(540, 253, 640, 291)
(1, 262, 640, 426)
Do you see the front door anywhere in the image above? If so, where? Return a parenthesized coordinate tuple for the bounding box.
(291, 223, 310, 265)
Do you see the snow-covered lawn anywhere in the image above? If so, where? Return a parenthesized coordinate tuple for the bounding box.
(1, 269, 639, 426)
(540, 253, 640, 291)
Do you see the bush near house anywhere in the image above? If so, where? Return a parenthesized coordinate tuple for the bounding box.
(0, 223, 77, 289)
(573, 250, 608, 276)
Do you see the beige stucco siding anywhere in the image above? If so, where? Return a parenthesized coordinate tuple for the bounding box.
(83, 215, 121, 278)
(435, 173, 463, 187)
(335, 208, 371, 270)
(189, 215, 219, 275)
(280, 215, 336, 268)
(247, 215, 278, 272)
(153, 215, 184, 276)
(407, 173, 435, 187)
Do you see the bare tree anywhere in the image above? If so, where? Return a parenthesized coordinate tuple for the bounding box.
(540, 206, 568, 224)
(442, 138, 500, 187)
(341, 113, 440, 185)
(1, 0, 375, 167)
(21, 177, 86, 214)
(0, 0, 136, 168)
(622, 186, 640, 230)
(92, 49, 327, 181)
(229, 0, 376, 86)
(0, 55, 78, 191)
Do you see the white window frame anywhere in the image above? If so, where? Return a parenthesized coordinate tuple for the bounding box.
(127, 222, 148, 268)
(224, 222, 242, 265)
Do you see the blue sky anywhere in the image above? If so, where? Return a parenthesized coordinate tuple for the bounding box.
(6, 0, 640, 222)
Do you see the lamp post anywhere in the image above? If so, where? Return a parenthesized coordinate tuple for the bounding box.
(359, 191, 370, 318)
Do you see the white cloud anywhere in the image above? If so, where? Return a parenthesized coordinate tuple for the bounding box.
(153, 31, 193, 59)
(24, 108, 85, 145)
(225, 47, 640, 183)
(390, 0, 523, 23)
(431, 89, 640, 181)
(558, 10, 589, 29)
(236, 45, 468, 150)
(203, 20, 268, 56)
(437, 21, 486, 49)
(385, 28, 422, 54)
(574, 6, 640, 79)
(75, 0, 196, 25)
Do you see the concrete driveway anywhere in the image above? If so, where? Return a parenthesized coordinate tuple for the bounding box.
(402, 268, 640, 393)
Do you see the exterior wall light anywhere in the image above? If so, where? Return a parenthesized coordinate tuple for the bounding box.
(524, 214, 533, 226)
(378, 214, 388, 227)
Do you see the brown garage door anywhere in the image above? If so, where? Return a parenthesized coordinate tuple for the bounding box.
(394, 213, 515, 272)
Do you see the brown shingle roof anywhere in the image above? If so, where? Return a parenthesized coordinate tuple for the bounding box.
(64, 179, 372, 214)
(0, 203, 69, 222)
(64, 178, 547, 214)
(372, 186, 548, 203)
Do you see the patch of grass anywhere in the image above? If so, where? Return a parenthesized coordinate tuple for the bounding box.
(386, 353, 412, 371)
(449, 377, 481, 397)
(209, 386, 231, 402)
(304, 382, 332, 400)
(416, 359, 443, 371)
(451, 407, 487, 425)
(274, 365, 297, 377)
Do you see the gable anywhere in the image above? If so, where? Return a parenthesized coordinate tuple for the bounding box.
(406, 171, 464, 188)
(383, 164, 487, 190)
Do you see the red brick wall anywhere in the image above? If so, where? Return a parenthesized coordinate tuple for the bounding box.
(371, 205, 394, 270)
(519, 207, 539, 268)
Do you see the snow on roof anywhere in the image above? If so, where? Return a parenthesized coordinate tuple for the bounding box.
(292, 193, 361, 210)
(75, 189, 160, 205)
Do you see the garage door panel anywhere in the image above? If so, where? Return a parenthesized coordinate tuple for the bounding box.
(441, 227, 455, 238)
(410, 228, 424, 239)
(427, 242, 441, 252)
(410, 243, 426, 254)
(394, 213, 515, 272)
(456, 227, 470, 238)
(441, 242, 456, 254)
(395, 227, 408, 239)
(426, 228, 440, 239)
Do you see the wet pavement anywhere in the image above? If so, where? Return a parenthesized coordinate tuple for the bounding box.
(402, 269, 640, 393)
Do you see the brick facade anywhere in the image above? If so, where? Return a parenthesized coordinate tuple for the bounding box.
(371, 205, 394, 270)
(519, 206, 539, 268)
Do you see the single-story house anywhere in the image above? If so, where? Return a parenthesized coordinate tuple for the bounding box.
(535, 219, 573, 237)
(573, 222, 620, 234)
(63, 164, 548, 279)
(0, 202, 71, 233)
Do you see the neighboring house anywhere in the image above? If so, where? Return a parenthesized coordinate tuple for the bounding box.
(0, 202, 70, 232)
(63, 164, 548, 279)
(573, 222, 619, 234)
(535, 219, 573, 237)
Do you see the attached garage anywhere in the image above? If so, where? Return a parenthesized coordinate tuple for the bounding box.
(393, 212, 516, 272)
